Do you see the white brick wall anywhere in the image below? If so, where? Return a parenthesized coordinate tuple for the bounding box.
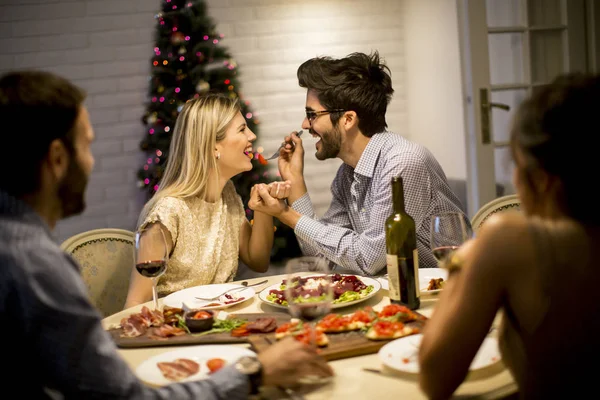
(0, 0, 407, 244)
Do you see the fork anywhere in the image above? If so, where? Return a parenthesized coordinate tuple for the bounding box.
(194, 279, 268, 301)
(264, 130, 303, 161)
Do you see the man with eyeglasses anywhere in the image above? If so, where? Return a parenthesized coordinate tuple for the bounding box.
(251, 51, 468, 274)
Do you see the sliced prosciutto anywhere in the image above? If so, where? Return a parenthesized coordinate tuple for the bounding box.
(157, 358, 200, 381)
(147, 324, 187, 340)
(141, 306, 164, 326)
(120, 315, 147, 338)
(118, 306, 171, 338)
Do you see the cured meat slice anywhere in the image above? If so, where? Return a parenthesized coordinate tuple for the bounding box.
(148, 324, 187, 340)
(120, 316, 147, 338)
(174, 358, 200, 375)
(246, 317, 277, 333)
(141, 306, 164, 326)
(157, 358, 199, 381)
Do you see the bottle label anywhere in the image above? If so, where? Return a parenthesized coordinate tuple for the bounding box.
(386, 254, 402, 301)
(413, 249, 420, 298)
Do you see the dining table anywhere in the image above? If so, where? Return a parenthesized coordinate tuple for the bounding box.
(102, 274, 518, 400)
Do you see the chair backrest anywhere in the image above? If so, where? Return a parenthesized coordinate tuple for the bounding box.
(471, 194, 521, 233)
(60, 228, 135, 317)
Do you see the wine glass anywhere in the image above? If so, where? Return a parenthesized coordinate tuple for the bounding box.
(285, 255, 333, 323)
(135, 226, 169, 311)
(284, 255, 333, 383)
(430, 212, 473, 265)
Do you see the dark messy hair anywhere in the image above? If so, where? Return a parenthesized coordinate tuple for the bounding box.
(510, 72, 600, 224)
(297, 51, 394, 137)
(0, 70, 86, 197)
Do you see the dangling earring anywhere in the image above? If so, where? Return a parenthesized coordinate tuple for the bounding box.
(216, 152, 220, 160)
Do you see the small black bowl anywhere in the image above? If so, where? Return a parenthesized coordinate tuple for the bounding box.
(184, 309, 215, 332)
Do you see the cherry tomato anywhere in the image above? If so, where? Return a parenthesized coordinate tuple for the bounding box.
(192, 311, 212, 319)
(206, 358, 226, 373)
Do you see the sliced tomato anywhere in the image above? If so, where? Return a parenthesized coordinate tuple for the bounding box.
(206, 358, 226, 373)
(257, 153, 268, 165)
(351, 309, 375, 324)
(372, 320, 404, 337)
(316, 314, 350, 331)
(276, 321, 300, 334)
(231, 323, 250, 337)
(379, 304, 412, 318)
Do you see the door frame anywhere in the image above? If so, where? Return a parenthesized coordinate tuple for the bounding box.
(456, 0, 598, 218)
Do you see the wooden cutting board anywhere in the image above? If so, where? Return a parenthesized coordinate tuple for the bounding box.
(248, 317, 426, 361)
(108, 312, 291, 349)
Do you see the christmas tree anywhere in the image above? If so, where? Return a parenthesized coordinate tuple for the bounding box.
(138, 0, 301, 262)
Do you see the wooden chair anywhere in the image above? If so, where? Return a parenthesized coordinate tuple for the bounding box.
(60, 228, 135, 317)
(471, 194, 521, 233)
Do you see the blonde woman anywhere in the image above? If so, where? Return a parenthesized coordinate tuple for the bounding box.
(124, 94, 290, 309)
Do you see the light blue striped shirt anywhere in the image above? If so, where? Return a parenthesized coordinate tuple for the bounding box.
(293, 131, 468, 275)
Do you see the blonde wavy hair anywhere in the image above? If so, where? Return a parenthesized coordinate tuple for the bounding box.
(138, 93, 241, 228)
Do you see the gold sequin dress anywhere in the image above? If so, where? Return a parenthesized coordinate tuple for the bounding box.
(140, 180, 246, 297)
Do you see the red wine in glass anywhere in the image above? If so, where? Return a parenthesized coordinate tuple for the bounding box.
(135, 260, 167, 278)
(432, 246, 459, 262)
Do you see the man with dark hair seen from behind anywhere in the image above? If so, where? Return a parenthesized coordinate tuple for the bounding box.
(251, 51, 468, 274)
(0, 70, 332, 399)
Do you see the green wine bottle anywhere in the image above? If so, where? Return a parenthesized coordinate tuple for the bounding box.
(385, 176, 420, 310)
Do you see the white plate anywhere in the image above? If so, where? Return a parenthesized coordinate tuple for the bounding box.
(378, 333, 501, 374)
(135, 345, 256, 386)
(377, 268, 448, 294)
(258, 274, 381, 310)
(162, 283, 255, 310)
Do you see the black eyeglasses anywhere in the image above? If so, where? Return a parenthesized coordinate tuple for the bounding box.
(305, 109, 347, 124)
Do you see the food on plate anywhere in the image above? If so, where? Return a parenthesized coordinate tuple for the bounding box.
(246, 317, 278, 333)
(220, 293, 246, 305)
(192, 317, 247, 337)
(378, 304, 424, 323)
(147, 324, 188, 340)
(157, 358, 200, 381)
(266, 274, 374, 306)
(275, 319, 329, 347)
(120, 306, 186, 338)
(206, 358, 226, 373)
(365, 320, 421, 341)
(316, 306, 377, 332)
(426, 278, 445, 291)
(162, 306, 184, 325)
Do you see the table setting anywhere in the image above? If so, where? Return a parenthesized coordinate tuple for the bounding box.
(102, 251, 517, 399)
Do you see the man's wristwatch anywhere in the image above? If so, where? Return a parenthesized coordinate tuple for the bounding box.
(234, 356, 263, 395)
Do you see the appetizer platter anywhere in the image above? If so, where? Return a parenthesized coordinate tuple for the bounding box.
(249, 304, 428, 361)
(106, 306, 291, 348)
(258, 273, 381, 309)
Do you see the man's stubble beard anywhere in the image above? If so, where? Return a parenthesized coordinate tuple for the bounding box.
(314, 125, 342, 161)
(58, 157, 89, 219)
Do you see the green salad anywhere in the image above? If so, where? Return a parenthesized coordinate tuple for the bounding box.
(265, 274, 375, 307)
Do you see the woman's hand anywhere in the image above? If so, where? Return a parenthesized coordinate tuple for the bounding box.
(267, 180, 291, 199)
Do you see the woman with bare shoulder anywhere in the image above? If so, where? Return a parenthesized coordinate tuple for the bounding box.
(419, 73, 600, 399)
